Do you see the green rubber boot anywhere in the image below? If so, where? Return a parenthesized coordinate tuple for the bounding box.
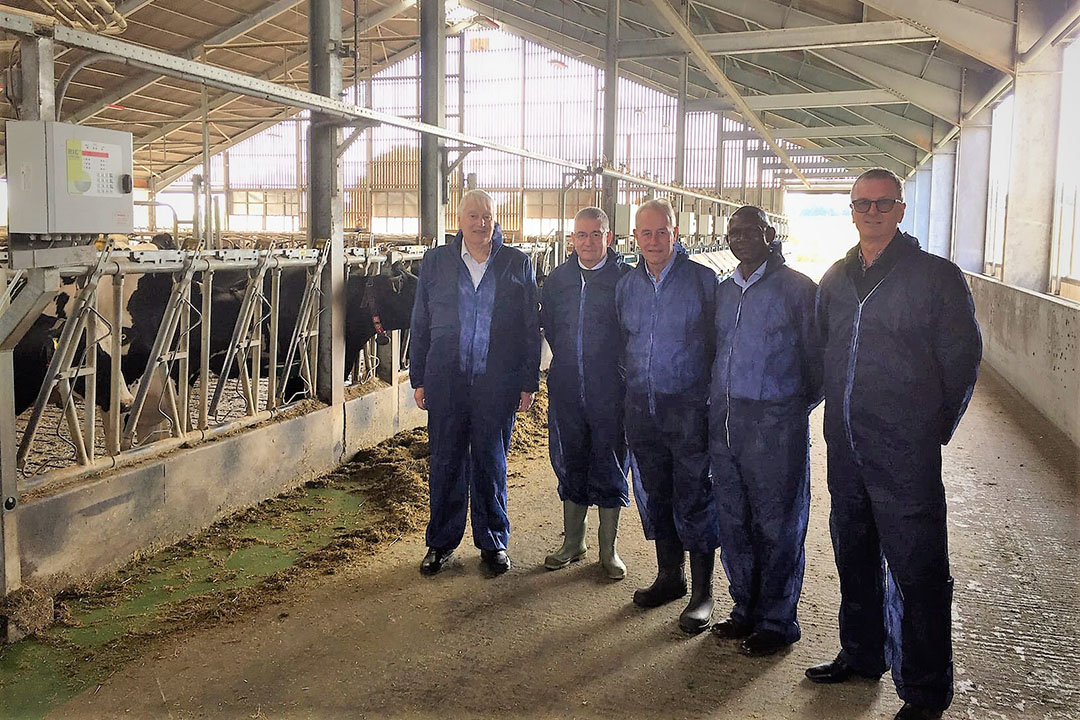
(545, 501, 588, 569)
(597, 507, 627, 580)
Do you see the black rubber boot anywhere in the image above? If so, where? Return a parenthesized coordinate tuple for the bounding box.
(632, 536, 687, 608)
(678, 551, 715, 634)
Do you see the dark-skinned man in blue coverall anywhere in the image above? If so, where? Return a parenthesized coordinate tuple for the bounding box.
(617, 197, 721, 634)
(541, 206, 633, 580)
(708, 205, 823, 658)
(410, 189, 541, 577)
(807, 169, 982, 720)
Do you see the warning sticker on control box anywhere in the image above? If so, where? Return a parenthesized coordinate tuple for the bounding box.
(67, 139, 123, 197)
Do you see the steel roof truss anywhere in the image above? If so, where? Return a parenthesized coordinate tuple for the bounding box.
(859, 0, 1015, 74)
(618, 20, 933, 59)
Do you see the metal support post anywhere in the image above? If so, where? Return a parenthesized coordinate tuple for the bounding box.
(420, 0, 447, 244)
(673, 1, 687, 209)
(716, 115, 724, 197)
(309, 0, 345, 406)
(952, 74, 993, 271)
(1002, 0, 1069, 292)
(914, 164, 932, 244)
(16, 36, 55, 121)
(0, 349, 18, 597)
(601, 0, 620, 223)
(929, 138, 957, 259)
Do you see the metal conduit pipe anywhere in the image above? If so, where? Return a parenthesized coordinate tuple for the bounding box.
(54, 51, 113, 119)
(134, 200, 180, 240)
(52, 253, 322, 278)
(600, 166, 787, 224)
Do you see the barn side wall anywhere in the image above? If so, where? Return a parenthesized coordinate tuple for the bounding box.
(967, 273, 1080, 448)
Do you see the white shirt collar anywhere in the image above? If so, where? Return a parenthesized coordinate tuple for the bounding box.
(732, 260, 767, 291)
(578, 254, 608, 272)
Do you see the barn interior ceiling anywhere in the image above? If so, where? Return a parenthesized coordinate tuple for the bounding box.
(0, 0, 1051, 187)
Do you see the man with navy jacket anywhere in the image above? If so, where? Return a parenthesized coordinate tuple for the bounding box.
(808, 169, 982, 720)
(708, 205, 822, 657)
(541, 207, 633, 580)
(617, 198, 721, 634)
(410, 189, 541, 577)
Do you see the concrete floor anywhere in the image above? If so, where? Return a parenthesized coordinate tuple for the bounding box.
(51, 366, 1079, 720)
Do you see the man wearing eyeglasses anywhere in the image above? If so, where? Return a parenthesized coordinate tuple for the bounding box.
(707, 205, 822, 658)
(540, 207, 633, 580)
(808, 169, 982, 720)
(617, 198, 721, 634)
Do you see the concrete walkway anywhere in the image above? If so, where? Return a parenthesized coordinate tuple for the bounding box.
(51, 367, 1079, 720)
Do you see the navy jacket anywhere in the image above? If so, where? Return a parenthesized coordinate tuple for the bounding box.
(541, 248, 631, 412)
(711, 246, 822, 410)
(816, 232, 982, 453)
(616, 244, 718, 404)
(409, 226, 541, 400)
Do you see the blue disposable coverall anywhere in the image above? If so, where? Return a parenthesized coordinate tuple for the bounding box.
(540, 248, 632, 508)
(709, 246, 822, 644)
(409, 226, 541, 552)
(616, 244, 721, 553)
(816, 231, 981, 712)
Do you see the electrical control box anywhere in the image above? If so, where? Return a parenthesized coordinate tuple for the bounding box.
(697, 213, 713, 237)
(6, 120, 134, 235)
(677, 211, 695, 235)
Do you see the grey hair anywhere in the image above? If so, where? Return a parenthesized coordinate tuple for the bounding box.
(460, 189, 494, 216)
(635, 197, 676, 228)
(852, 168, 904, 201)
(574, 206, 610, 233)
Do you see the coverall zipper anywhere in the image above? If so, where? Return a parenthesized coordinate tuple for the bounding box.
(576, 272, 587, 404)
(724, 291, 747, 447)
(842, 279, 886, 459)
(646, 279, 659, 417)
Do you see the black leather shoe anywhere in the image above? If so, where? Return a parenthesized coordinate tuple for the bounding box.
(420, 548, 454, 576)
(480, 549, 511, 575)
(805, 656, 884, 684)
(740, 630, 792, 657)
(710, 617, 753, 640)
(894, 703, 943, 720)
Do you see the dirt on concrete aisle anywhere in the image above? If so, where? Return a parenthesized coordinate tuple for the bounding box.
(43, 368, 1080, 720)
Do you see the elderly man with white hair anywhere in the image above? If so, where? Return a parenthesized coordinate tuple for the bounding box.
(616, 197, 721, 634)
(409, 189, 541, 577)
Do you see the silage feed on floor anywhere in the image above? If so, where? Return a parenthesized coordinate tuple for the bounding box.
(0, 385, 550, 719)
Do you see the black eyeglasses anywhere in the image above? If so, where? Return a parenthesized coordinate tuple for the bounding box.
(573, 230, 606, 241)
(851, 198, 901, 213)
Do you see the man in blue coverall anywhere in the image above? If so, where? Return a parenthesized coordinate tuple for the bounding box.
(409, 189, 542, 577)
(808, 169, 982, 720)
(708, 205, 822, 657)
(541, 207, 633, 580)
(617, 198, 721, 634)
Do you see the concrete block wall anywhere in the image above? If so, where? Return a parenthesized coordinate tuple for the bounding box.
(967, 273, 1080, 447)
